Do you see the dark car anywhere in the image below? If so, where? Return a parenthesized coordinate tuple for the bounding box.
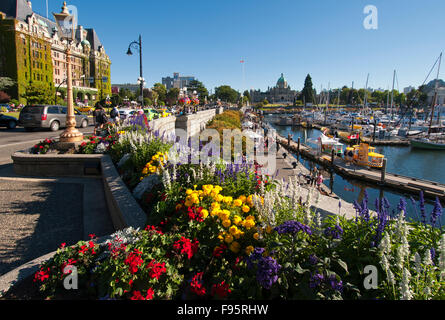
(0, 113, 18, 129)
(19, 105, 89, 131)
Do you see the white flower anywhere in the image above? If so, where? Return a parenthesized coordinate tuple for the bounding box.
(439, 234, 445, 280)
(423, 250, 433, 266)
(379, 232, 392, 256)
(414, 252, 422, 274)
(387, 269, 395, 285)
(399, 268, 413, 300)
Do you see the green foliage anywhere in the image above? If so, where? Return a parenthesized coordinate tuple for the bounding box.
(215, 85, 240, 103)
(23, 83, 55, 105)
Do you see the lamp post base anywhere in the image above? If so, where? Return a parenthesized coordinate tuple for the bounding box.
(59, 127, 84, 143)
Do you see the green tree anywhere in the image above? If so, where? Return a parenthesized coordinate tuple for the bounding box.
(0, 77, 15, 92)
(187, 80, 209, 103)
(166, 88, 180, 106)
(301, 74, 315, 104)
(153, 83, 167, 105)
(215, 85, 239, 103)
(243, 90, 251, 102)
(143, 97, 153, 107)
(23, 83, 55, 105)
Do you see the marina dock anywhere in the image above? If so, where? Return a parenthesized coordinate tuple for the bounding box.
(276, 133, 445, 201)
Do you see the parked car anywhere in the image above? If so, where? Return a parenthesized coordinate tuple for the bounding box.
(18, 105, 89, 131)
(0, 113, 18, 129)
(143, 108, 160, 121)
(157, 108, 171, 118)
(118, 108, 137, 120)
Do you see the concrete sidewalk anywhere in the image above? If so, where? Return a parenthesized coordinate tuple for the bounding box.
(0, 163, 114, 276)
(260, 147, 358, 220)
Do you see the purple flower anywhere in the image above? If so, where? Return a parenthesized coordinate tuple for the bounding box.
(328, 274, 343, 292)
(430, 197, 442, 227)
(430, 248, 436, 263)
(397, 198, 407, 214)
(246, 247, 281, 290)
(324, 225, 343, 239)
(309, 273, 324, 289)
(419, 191, 426, 225)
(274, 220, 312, 235)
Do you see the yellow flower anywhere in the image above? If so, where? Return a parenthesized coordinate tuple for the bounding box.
(219, 210, 230, 221)
(238, 195, 247, 203)
(246, 215, 255, 221)
(175, 204, 183, 211)
(242, 205, 250, 213)
(229, 241, 241, 253)
(253, 233, 259, 240)
(229, 226, 238, 236)
(265, 226, 273, 234)
(142, 167, 148, 175)
(233, 215, 242, 226)
(245, 246, 254, 255)
(244, 219, 255, 230)
(201, 209, 209, 219)
(223, 197, 233, 204)
(211, 202, 220, 209)
(224, 234, 234, 244)
(233, 199, 243, 207)
(184, 200, 193, 207)
(216, 194, 224, 202)
(186, 189, 193, 195)
(222, 219, 231, 228)
(210, 208, 220, 217)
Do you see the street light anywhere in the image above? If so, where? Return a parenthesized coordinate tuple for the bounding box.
(53, 1, 83, 143)
(127, 35, 144, 105)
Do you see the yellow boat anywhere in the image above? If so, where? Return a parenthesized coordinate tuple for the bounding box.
(344, 143, 385, 168)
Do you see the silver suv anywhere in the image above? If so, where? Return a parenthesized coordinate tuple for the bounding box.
(19, 105, 89, 132)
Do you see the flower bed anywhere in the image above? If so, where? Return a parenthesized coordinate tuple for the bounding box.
(22, 118, 445, 300)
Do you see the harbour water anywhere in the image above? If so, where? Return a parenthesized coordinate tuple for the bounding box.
(266, 114, 445, 225)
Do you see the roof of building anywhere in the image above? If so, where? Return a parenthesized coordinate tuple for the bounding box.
(86, 28, 103, 51)
(0, 0, 33, 21)
(276, 73, 288, 88)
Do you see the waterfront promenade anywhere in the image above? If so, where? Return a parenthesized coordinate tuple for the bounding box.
(266, 146, 358, 220)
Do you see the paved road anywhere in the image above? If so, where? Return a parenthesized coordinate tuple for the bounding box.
(0, 126, 94, 165)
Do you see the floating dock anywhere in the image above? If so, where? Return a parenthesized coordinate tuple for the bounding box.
(277, 134, 445, 201)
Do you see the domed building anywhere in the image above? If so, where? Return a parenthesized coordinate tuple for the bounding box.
(250, 73, 298, 105)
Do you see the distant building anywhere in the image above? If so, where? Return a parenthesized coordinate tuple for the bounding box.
(111, 83, 140, 93)
(427, 87, 445, 106)
(250, 73, 298, 105)
(0, 0, 111, 104)
(162, 73, 195, 90)
(404, 86, 415, 94)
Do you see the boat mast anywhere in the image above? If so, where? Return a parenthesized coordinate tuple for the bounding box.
(390, 70, 395, 120)
(325, 82, 330, 125)
(428, 52, 442, 136)
(364, 73, 370, 115)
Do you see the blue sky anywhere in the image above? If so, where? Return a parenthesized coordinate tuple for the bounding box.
(32, 0, 445, 93)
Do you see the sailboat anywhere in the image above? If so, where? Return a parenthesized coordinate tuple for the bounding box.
(411, 52, 445, 150)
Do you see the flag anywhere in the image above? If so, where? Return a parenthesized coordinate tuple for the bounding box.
(240, 60, 245, 63)
(348, 134, 359, 140)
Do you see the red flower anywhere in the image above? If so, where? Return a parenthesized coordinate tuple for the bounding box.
(145, 225, 163, 235)
(187, 206, 204, 222)
(61, 259, 77, 274)
(211, 281, 231, 299)
(124, 250, 144, 274)
(89, 234, 96, 239)
(34, 268, 50, 282)
(60, 243, 66, 249)
(130, 288, 154, 300)
(190, 272, 206, 296)
(173, 237, 199, 259)
(212, 244, 227, 258)
(78, 245, 88, 255)
(147, 260, 166, 280)
(39, 145, 44, 149)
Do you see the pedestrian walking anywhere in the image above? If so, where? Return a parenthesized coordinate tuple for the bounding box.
(316, 173, 324, 192)
(110, 106, 120, 125)
(94, 105, 108, 135)
(311, 166, 318, 186)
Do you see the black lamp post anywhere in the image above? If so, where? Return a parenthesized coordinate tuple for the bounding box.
(127, 35, 144, 105)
